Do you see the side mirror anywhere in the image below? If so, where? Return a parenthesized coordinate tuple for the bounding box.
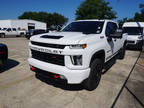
(57, 26, 62, 31)
(110, 29, 123, 39)
(107, 36, 112, 42)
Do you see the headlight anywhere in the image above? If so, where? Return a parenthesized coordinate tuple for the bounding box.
(70, 55, 82, 65)
(138, 36, 142, 40)
(69, 44, 87, 49)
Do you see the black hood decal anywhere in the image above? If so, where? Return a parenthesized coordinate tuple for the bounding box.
(40, 35, 63, 39)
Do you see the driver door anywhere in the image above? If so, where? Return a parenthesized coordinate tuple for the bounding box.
(105, 22, 114, 61)
(6, 28, 12, 35)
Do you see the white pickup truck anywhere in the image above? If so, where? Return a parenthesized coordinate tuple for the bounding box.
(28, 20, 127, 91)
(123, 22, 144, 50)
(0, 28, 26, 38)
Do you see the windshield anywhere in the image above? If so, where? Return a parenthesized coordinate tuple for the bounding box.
(62, 21, 104, 34)
(2, 28, 7, 31)
(123, 27, 143, 35)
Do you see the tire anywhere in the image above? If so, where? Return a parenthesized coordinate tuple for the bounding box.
(83, 59, 103, 91)
(137, 41, 143, 51)
(20, 33, 25, 37)
(118, 45, 126, 59)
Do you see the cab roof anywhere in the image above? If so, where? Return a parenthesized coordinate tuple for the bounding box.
(74, 19, 116, 23)
(123, 22, 144, 27)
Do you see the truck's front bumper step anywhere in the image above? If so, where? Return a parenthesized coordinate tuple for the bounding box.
(30, 66, 67, 84)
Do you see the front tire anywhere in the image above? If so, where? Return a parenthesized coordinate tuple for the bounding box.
(137, 41, 143, 51)
(20, 33, 25, 37)
(83, 59, 103, 91)
(118, 45, 126, 59)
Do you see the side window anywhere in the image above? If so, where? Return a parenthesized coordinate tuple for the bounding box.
(7, 28, 12, 32)
(112, 23, 118, 33)
(12, 28, 16, 31)
(105, 22, 113, 37)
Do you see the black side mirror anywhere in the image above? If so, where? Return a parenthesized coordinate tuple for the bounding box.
(107, 36, 112, 42)
(57, 26, 62, 31)
(110, 29, 123, 39)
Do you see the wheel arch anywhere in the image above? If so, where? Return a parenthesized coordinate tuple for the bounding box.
(89, 50, 105, 67)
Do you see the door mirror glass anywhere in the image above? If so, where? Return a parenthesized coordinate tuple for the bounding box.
(107, 36, 112, 42)
(110, 29, 123, 38)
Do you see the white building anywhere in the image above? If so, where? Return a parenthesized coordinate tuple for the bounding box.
(0, 19, 47, 30)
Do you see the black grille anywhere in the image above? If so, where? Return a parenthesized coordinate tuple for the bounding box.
(127, 41, 135, 44)
(31, 49, 65, 66)
(31, 41, 66, 49)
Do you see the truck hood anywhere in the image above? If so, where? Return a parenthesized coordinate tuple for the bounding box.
(30, 32, 87, 45)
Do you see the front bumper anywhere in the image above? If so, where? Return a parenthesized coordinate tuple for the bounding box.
(127, 40, 143, 46)
(28, 58, 90, 84)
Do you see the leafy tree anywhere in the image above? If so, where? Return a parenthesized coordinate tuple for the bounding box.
(18, 12, 68, 28)
(118, 17, 134, 29)
(75, 0, 117, 20)
(118, 3, 144, 28)
(134, 4, 144, 22)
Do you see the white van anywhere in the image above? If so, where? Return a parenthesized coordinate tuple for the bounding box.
(123, 22, 144, 50)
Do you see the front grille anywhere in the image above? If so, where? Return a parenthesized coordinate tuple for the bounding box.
(31, 49, 65, 66)
(31, 41, 66, 49)
(127, 41, 135, 44)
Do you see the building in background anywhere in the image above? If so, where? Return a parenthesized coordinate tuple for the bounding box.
(0, 19, 47, 30)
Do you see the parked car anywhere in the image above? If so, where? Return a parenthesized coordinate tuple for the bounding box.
(28, 20, 127, 91)
(123, 22, 144, 50)
(25, 29, 47, 39)
(0, 43, 8, 67)
(0, 28, 26, 38)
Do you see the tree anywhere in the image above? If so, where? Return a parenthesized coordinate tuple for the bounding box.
(134, 4, 144, 22)
(118, 3, 144, 28)
(18, 12, 68, 28)
(118, 17, 134, 29)
(75, 0, 117, 20)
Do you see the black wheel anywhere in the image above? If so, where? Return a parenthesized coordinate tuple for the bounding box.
(118, 45, 126, 59)
(20, 33, 25, 37)
(83, 59, 103, 91)
(137, 41, 143, 51)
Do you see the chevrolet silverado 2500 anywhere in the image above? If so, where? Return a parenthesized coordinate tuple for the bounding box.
(123, 22, 144, 50)
(28, 20, 127, 91)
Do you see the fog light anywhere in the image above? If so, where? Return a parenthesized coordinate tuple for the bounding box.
(60, 75, 66, 79)
(70, 55, 82, 65)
